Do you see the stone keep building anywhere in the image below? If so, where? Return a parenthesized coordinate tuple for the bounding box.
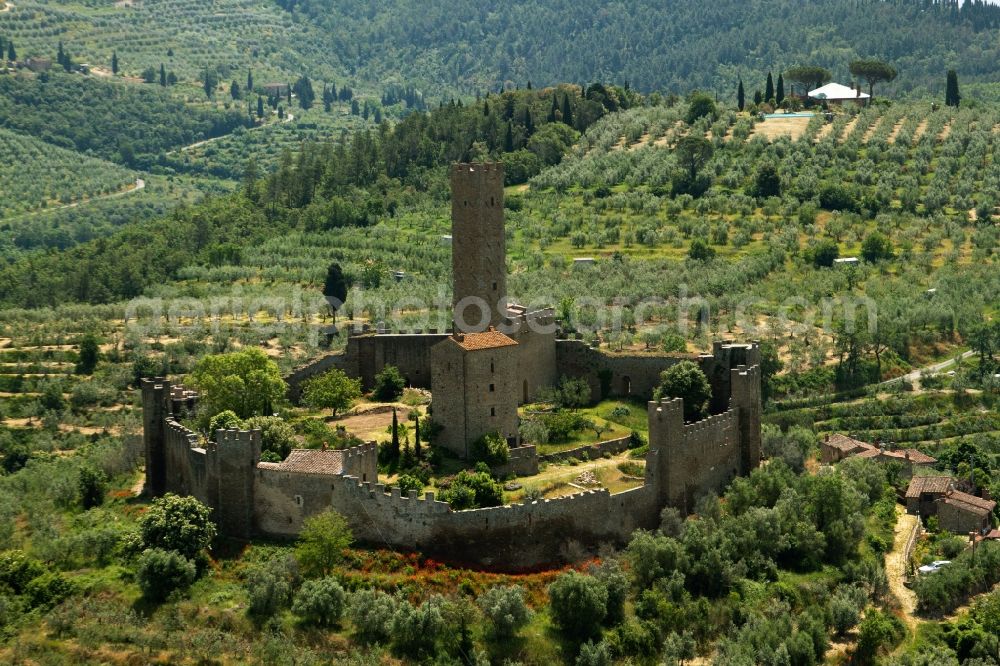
(430, 329, 521, 457)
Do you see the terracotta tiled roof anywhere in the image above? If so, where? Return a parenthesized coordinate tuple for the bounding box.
(855, 448, 882, 459)
(942, 491, 997, 516)
(901, 449, 937, 464)
(984, 529, 1000, 540)
(258, 449, 345, 475)
(906, 476, 954, 498)
(825, 433, 875, 453)
(451, 330, 518, 351)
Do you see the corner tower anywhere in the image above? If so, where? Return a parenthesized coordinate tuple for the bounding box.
(451, 163, 507, 332)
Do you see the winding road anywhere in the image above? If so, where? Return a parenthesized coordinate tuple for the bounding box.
(882, 350, 976, 388)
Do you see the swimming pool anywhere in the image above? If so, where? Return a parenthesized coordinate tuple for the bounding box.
(763, 112, 816, 118)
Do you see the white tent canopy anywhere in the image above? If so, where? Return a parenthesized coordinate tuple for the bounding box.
(808, 82, 870, 100)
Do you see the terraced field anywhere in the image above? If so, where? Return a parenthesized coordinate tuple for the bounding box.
(0, 127, 138, 219)
(0, 0, 347, 85)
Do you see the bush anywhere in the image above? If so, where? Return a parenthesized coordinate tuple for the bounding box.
(0, 550, 45, 593)
(576, 639, 613, 666)
(373, 365, 406, 402)
(247, 566, 293, 621)
(301, 368, 361, 416)
(295, 509, 353, 577)
(441, 469, 504, 510)
(396, 474, 425, 495)
(138, 494, 216, 560)
(391, 596, 449, 659)
(348, 589, 397, 644)
(653, 361, 712, 422)
(292, 577, 346, 626)
(477, 585, 532, 638)
(811, 239, 840, 268)
(470, 432, 510, 467)
(209, 410, 244, 434)
(688, 238, 716, 261)
(24, 571, 76, 609)
(818, 183, 857, 211)
(244, 415, 296, 460)
(548, 570, 608, 641)
(136, 548, 196, 602)
(78, 464, 108, 509)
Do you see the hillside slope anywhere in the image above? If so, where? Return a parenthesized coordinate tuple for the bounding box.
(277, 0, 1000, 95)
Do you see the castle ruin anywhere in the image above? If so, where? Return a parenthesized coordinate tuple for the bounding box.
(141, 162, 764, 568)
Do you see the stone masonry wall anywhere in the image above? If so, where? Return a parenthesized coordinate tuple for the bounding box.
(648, 398, 741, 512)
(555, 339, 696, 400)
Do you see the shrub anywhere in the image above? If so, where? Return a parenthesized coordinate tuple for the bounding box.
(396, 474, 424, 495)
(441, 469, 504, 510)
(653, 361, 712, 422)
(24, 572, 76, 609)
(519, 418, 549, 445)
(136, 548, 196, 602)
(0, 550, 45, 593)
(247, 566, 293, 621)
(687, 238, 716, 261)
(548, 570, 608, 641)
(828, 585, 864, 636)
(477, 585, 532, 638)
(244, 416, 296, 460)
(811, 239, 840, 268)
(391, 596, 449, 659)
(818, 183, 857, 211)
(78, 464, 108, 509)
(348, 589, 398, 644)
(373, 365, 406, 402)
(295, 509, 353, 577)
(292, 577, 346, 627)
(209, 410, 244, 434)
(856, 608, 905, 662)
(138, 494, 216, 560)
(576, 639, 612, 666)
(470, 432, 510, 467)
(301, 368, 361, 416)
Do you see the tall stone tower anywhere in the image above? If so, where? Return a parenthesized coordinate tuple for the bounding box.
(451, 163, 507, 332)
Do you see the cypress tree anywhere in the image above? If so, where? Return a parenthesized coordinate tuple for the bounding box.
(7, 42, 14, 62)
(257, 95, 264, 118)
(524, 108, 534, 136)
(765, 72, 775, 102)
(945, 69, 961, 107)
(483, 99, 490, 116)
(548, 95, 558, 122)
(561, 94, 573, 127)
(391, 408, 400, 460)
(111, 51, 119, 75)
(247, 68, 253, 93)
(414, 415, 421, 460)
(737, 78, 745, 111)
(160, 64, 166, 87)
(776, 74, 785, 104)
(504, 122, 514, 152)
(753, 90, 763, 106)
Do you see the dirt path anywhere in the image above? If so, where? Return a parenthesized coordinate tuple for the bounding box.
(886, 505, 920, 630)
(0, 2, 12, 13)
(881, 350, 975, 390)
(5, 178, 144, 222)
(169, 113, 295, 155)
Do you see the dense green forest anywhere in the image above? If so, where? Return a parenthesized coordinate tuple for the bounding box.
(0, 73, 248, 167)
(274, 0, 1000, 95)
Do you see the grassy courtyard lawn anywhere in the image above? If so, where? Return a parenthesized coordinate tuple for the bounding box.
(578, 398, 650, 436)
